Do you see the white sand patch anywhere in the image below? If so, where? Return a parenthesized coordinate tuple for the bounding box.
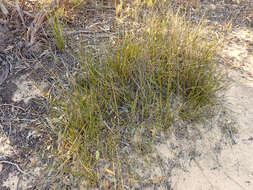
(2, 172, 19, 190)
(222, 28, 253, 79)
(0, 133, 14, 158)
(170, 60, 253, 190)
(2, 172, 32, 190)
(11, 73, 44, 103)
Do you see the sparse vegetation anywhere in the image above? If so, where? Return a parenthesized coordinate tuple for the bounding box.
(1, 0, 253, 189)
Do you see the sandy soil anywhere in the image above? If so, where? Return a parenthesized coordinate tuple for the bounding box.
(170, 28, 253, 190)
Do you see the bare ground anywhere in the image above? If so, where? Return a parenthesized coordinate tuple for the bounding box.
(171, 27, 253, 190)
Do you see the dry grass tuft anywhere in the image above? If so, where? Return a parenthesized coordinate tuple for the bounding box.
(44, 0, 225, 188)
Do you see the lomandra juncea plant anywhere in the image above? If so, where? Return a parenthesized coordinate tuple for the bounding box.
(48, 1, 224, 188)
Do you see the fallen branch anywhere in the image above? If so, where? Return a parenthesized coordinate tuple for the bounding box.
(0, 160, 31, 176)
(64, 30, 102, 36)
(64, 30, 116, 39)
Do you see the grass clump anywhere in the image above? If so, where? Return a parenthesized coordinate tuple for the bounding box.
(48, 1, 224, 188)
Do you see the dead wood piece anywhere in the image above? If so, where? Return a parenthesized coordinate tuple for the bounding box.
(0, 160, 32, 176)
(64, 30, 100, 36)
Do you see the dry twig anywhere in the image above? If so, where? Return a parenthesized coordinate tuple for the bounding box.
(0, 160, 31, 176)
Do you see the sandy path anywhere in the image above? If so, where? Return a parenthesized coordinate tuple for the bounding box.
(171, 80, 253, 190)
(171, 28, 253, 190)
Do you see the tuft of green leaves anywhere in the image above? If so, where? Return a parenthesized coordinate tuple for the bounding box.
(48, 1, 224, 188)
(49, 9, 65, 51)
